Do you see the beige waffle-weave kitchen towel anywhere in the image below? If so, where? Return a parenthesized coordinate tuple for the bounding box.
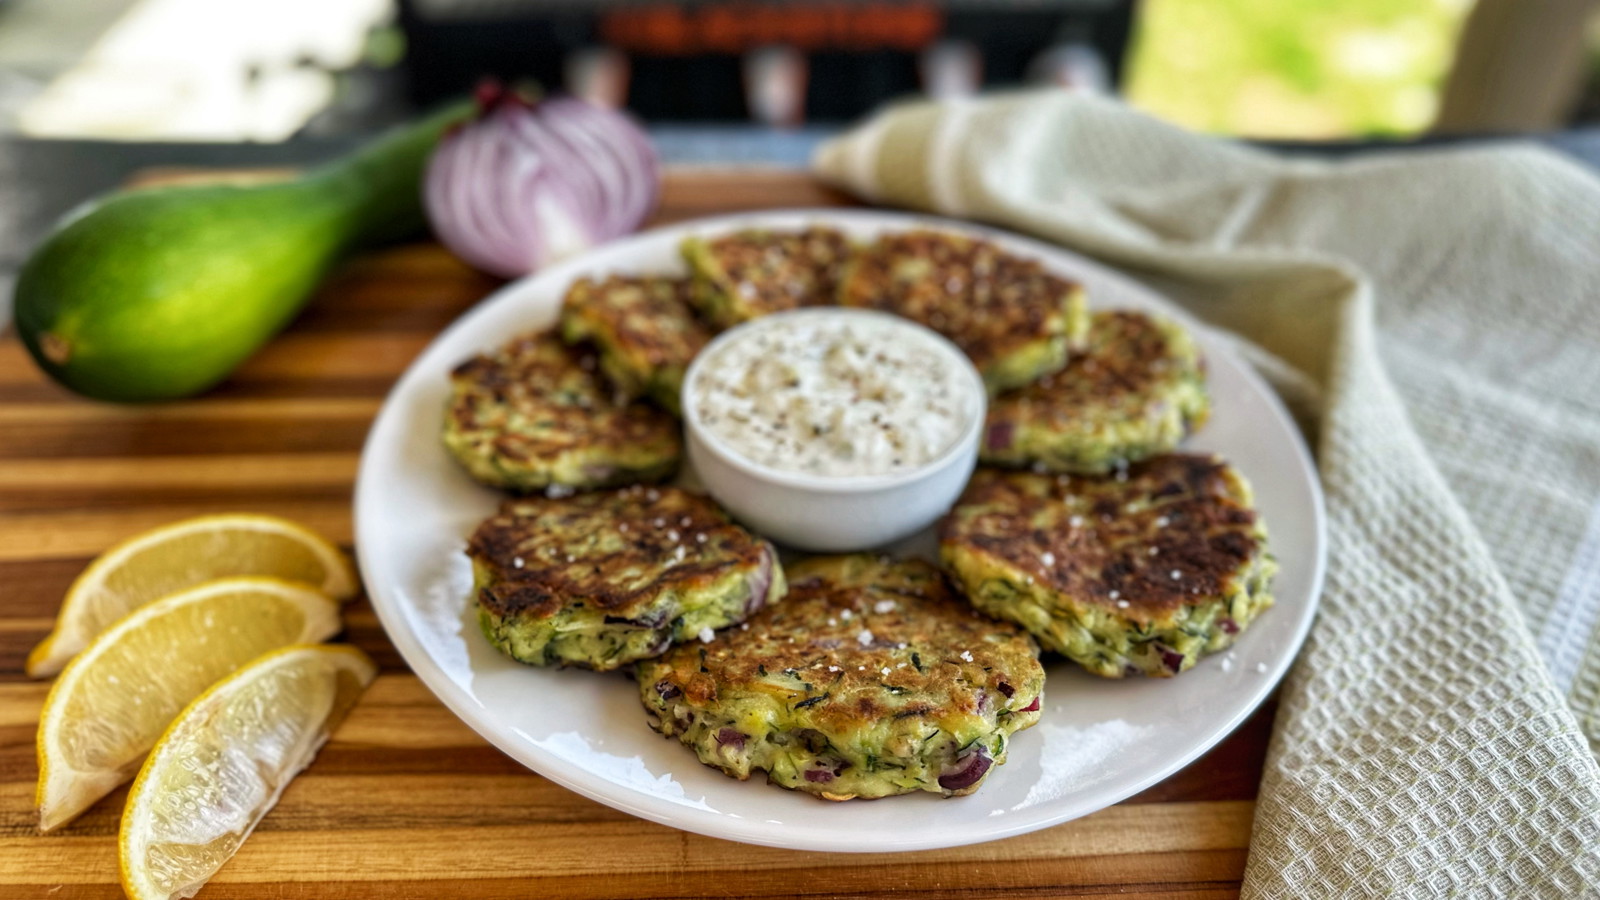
(814, 92, 1600, 896)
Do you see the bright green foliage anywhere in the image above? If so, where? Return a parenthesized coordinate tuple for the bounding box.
(1127, 0, 1475, 137)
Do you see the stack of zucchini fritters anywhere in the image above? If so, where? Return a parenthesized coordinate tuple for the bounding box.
(442, 225, 1275, 801)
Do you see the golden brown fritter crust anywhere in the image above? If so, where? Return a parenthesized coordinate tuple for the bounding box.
(681, 226, 852, 328)
(943, 457, 1259, 619)
(638, 555, 1043, 799)
(662, 556, 1038, 732)
(836, 230, 1087, 393)
(939, 456, 1275, 677)
(983, 310, 1210, 474)
(470, 486, 774, 622)
(442, 332, 681, 491)
(559, 275, 710, 414)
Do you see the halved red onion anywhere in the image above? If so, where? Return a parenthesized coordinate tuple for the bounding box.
(424, 81, 660, 278)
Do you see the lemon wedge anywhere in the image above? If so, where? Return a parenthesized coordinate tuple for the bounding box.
(28, 513, 357, 677)
(120, 644, 376, 900)
(35, 577, 342, 831)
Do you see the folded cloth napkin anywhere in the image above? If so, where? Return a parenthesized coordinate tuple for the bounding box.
(814, 91, 1600, 896)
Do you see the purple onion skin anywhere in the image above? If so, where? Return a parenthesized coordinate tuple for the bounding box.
(985, 422, 1015, 451)
(1218, 617, 1240, 635)
(1020, 696, 1041, 713)
(803, 769, 834, 784)
(938, 749, 993, 791)
(654, 681, 681, 701)
(996, 682, 1015, 698)
(716, 728, 745, 750)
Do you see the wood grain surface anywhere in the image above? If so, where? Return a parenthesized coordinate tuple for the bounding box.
(0, 170, 1274, 900)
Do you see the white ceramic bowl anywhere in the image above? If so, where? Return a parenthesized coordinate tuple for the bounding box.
(681, 307, 986, 551)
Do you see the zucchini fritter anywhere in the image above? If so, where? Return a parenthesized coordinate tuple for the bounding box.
(939, 456, 1275, 678)
(638, 555, 1043, 800)
(837, 230, 1087, 393)
(442, 332, 681, 492)
(680, 226, 852, 329)
(560, 275, 709, 415)
(983, 311, 1210, 474)
(470, 486, 783, 671)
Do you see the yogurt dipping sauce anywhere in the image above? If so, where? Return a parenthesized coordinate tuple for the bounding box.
(688, 309, 984, 478)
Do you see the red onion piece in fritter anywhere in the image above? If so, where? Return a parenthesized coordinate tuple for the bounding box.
(985, 422, 1015, 451)
(743, 545, 775, 615)
(937, 748, 993, 791)
(1157, 645, 1185, 673)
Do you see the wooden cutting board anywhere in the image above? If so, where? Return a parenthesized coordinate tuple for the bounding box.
(0, 169, 1272, 899)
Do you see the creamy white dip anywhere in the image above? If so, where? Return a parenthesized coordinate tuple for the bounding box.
(690, 310, 979, 477)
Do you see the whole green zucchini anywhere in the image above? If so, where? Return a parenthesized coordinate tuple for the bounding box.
(13, 102, 468, 402)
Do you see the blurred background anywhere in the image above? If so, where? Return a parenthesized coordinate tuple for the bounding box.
(1, 0, 1597, 143)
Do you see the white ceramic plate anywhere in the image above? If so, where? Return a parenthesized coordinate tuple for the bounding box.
(355, 209, 1325, 853)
